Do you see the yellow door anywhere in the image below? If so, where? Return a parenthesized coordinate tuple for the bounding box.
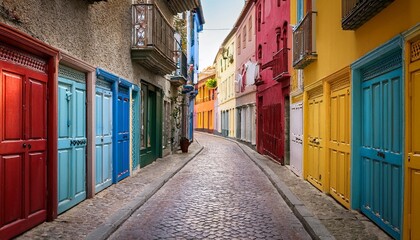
(405, 39, 420, 239)
(307, 95, 324, 191)
(329, 87, 351, 208)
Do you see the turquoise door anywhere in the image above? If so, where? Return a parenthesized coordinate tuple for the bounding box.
(131, 91, 140, 171)
(57, 68, 86, 214)
(95, 87, 113, 193)
(116, 88, 130, 182)
(361, 68, 402, 239)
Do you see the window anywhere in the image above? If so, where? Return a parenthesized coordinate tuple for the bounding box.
(276, 31, 281, 51)
(282, 22, 288, 50)
(257, 4, 261, 32)
(220, 59, 223, 72)
(243, 26, 246, 49)
(297, 0, 304, 21)
(248, 16, 252, 41)
(237, 35, 241, 55)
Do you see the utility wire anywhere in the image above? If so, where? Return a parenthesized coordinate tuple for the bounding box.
(202, 28, 232, 31)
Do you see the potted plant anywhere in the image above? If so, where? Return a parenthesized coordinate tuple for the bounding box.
(205, 78, 217, 89)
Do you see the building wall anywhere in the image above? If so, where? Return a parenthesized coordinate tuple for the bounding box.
(293, 1, 420, 238)
(234, 2, 257, 145)
(216, 34, 237, 137)
(255, 0, 290, 163)
(304, 0, 420, 85)
(195, 71, 216, 132)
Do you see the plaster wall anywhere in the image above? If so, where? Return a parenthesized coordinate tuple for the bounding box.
(303, 0, 420, 85)
(0, 0, 172, 90)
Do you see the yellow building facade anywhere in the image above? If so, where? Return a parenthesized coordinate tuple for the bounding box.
(215, 31, 237, 138)
(291, 0, 420, 238)
(195, 67, 216, 132)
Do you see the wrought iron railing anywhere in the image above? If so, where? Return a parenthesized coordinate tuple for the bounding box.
(342, 0, 394, 30)
(272, 48, 289, 80)
(293, 11, 317, 69)
(173, 38, 188, 79)
(132, 3, 176, 61)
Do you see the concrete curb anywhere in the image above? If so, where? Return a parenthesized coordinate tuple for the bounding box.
(198, 132, 335, 240)
(86, 143, 204, 240)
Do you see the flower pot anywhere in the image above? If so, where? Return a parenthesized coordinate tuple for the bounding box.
(180, 138, 191, 153)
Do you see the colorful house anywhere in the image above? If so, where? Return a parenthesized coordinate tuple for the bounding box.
(215, 33, 237, 138)
(255, 0, 291, 164)
(234, 0, 257, 146)
(186, 6, 205, 141)
(0, 0, 201, 238)
(290, 0, 420, 238)
(195, 67, 217, 133)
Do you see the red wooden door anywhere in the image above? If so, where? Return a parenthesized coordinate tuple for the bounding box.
(0, 61, 48, 239)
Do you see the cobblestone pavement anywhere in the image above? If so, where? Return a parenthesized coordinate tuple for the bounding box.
(16, 142, 202, 240)
(110, 133, 311, 239)
(238, 140, 392, 240)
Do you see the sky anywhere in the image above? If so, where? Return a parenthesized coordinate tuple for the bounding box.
(199, 0, 245, 71)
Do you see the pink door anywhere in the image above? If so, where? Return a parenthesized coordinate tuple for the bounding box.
(0, 61, 48, 239)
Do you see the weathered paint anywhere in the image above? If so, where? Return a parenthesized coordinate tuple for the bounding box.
(404, 27, 420, 240)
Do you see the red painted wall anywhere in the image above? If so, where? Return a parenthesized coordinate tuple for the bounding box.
(255, 0, 290, 164)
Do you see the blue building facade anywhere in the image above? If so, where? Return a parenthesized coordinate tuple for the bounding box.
(186, 7, 205, 140)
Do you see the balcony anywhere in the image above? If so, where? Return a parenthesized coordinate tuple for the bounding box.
(131, 3, 177, 75)
(272, 48, 290, 81)
(342, 0, 394, 30)
(293, 11, 317, 69)
(169, 39, 188, 86)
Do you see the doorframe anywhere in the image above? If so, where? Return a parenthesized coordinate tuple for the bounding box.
(350, 35, 404, 211)
(0, 23, 59, 220)
(130, 85, 140, 173)
(59, 54, 95, 199)
(402, 23, 420, 240)
(96, 68, 137, 185)
(323, 66, 351, 209)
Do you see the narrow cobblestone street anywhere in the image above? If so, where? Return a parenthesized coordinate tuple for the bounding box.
(109, 133, 311, 239)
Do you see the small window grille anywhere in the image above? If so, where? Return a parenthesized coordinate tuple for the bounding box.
(411, 39, 420, 62)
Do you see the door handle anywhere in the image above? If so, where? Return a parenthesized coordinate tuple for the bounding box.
(376, 151, 385, 159)
(22, 143, 27, 148)
(28, 144, 31, 150)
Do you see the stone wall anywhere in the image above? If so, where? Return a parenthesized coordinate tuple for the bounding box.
(0, 0, 172, 89)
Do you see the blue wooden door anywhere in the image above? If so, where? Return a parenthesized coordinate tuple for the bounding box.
(116, 88, 130, 181)
(95, 87, 113, 193)
(57, 70, 87, 214)
(361, 68, 402, 239)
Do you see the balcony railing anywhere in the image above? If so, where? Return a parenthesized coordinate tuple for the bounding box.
(170, 38, 188, 86)
(342, 0, 394, 30)
(272, 48, 290, 81)
(293, 11, 317, 69)
(131, 3, 177, 75)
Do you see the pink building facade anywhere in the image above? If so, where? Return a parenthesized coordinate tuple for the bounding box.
(235, 0, 257, 145)
(255, 0, 291, 164)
